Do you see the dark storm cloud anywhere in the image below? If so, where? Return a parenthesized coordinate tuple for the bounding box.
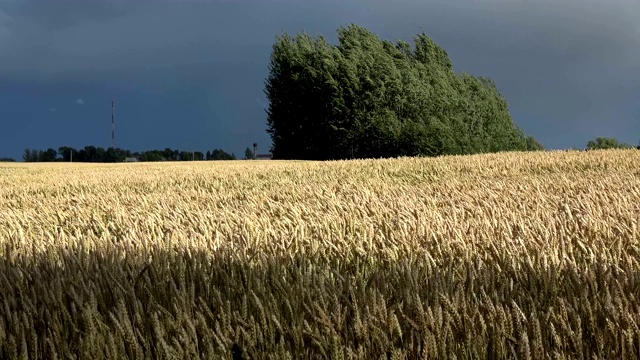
(0, 1, 338, 75)
(11, 0, 127, 31)
(4, 1, 637, 86)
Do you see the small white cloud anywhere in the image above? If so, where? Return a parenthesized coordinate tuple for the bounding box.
(76, 98, 84, 105)
(49, 107, 56, 112)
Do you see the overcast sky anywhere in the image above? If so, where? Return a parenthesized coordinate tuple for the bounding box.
(1, 0, 639, 160)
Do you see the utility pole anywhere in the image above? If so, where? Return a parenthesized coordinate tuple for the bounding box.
(111, 100, 115, 149)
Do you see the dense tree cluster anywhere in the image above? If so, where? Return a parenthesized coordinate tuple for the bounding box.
(207, 149, 236, 161)
(265, 24, 545, 160)
(585, 137, 636, 151)
(22, 146, 236, 163)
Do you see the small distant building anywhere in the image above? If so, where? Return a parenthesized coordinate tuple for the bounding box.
(252, 142, 272, 160)
(124, 157, 139, 162)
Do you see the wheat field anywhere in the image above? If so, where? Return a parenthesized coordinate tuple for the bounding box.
(1, 149, 639, 359)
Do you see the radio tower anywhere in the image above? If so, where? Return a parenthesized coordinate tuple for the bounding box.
(111, 100, 115, 148)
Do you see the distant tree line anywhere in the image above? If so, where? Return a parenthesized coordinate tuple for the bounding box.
(11, 136, 639, 163)
(22, 146, 236, 163)
(585, 137, 639, 151)
(265, 24, 546, 160)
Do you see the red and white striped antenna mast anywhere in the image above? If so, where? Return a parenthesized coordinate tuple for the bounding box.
(111, 100, 115, 148)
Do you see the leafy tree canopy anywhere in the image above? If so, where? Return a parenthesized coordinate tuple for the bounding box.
(265, 24, 544, 160)
(585, 137, 634, 150)
(244, 147, 255, 160)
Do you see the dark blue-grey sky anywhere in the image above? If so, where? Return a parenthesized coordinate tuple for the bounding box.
(1, 0, 639, 160)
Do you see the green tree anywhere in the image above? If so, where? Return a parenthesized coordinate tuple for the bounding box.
(81, 146, 97, 162)
(586, 137, 633, 150)
(58, 147, 79, 162)
(210, 149, 235, 160)
(23, 148, 33, 162)
(141, 151, 163, 162)
(95, 147, 106, 162)
(40, 148, 57, 162)
(163, 148, 178, 161)
(104, 147, 129, 163)
(178, 151, 193, 161)
(244, 147, 255, 160)
(265, 24, 532, 160)
(525, 136, 545, 151)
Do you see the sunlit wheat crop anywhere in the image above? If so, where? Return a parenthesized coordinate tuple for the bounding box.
(1, 149, 639, 359)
